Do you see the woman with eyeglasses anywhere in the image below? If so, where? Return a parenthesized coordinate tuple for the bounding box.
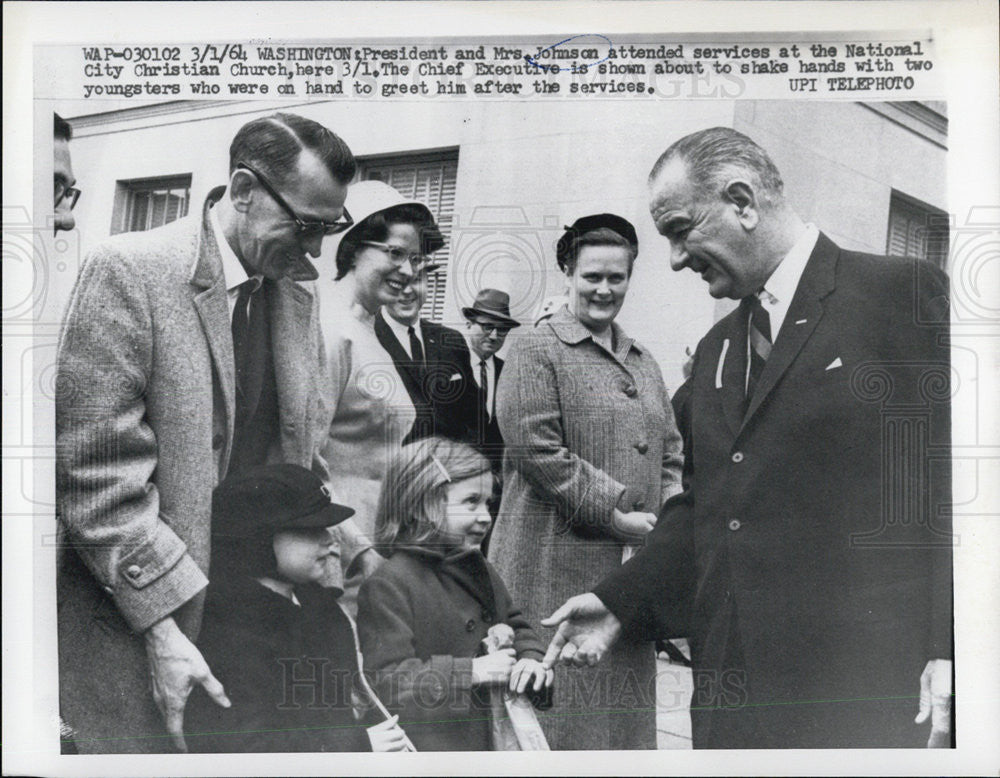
(488, 214, 684, 750)
(316, 181, 445, 614)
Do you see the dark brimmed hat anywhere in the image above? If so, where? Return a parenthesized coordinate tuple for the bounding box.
(212, 464, 354, 540)
(461, 288, 521, 329)
(555, 213, 639, 272)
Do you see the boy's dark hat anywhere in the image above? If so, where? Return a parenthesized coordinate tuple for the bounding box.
(556, 213, 638, 270)
(461, 288, 521, 329)
(212, 464, 354, 539)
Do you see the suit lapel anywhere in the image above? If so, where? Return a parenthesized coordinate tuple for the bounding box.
(375, 311, 425, 397)
(741, 233, 838, 427)
(718, 307, 749, 438)
(190, 189, 236, 467)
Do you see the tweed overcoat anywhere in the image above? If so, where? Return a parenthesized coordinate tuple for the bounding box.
(595, 235, 953, 748)
(488, 306, 684, 750)
(55, 188, 331, 753)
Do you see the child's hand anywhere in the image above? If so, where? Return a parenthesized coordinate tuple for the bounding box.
(509, 657, 554, 695)
(472, 647, 516, 685)
(367, 714, 410, 752)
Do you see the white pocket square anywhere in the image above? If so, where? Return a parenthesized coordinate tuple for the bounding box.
(825, 357, 843, 371)
(449, 373, 461, 381)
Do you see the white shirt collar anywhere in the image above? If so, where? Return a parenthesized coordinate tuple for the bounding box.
(209, 202, 260, 294)
(383, 310, 422, 357)
(758, 223, 818, 337)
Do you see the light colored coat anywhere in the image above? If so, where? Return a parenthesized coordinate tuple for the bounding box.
(55, 188, 330, 753)
(488, 305, 684, 750)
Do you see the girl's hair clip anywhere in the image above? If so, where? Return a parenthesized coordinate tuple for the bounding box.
(431, 454, 452, 483)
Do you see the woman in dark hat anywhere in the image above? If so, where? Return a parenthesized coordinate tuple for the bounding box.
(314, 181, 446, 614)
(489, 214, 684, 750)
(185, 463, 410, 753)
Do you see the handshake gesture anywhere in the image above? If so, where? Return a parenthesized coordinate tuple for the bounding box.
(539, 593, 623, 669)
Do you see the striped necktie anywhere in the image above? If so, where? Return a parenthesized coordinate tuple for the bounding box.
(746, 293, 772, 402)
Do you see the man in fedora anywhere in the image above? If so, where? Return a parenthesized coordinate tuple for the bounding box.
(461, 289, 521, 529)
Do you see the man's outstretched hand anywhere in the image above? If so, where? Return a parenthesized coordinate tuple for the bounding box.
(540, 593, 622, 669)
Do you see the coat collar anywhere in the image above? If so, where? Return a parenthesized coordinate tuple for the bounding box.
(546, 305, 641, 361)
(393, 545, 497, 614)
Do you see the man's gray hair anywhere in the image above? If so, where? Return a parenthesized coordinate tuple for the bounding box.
(649, 127, 785, 207)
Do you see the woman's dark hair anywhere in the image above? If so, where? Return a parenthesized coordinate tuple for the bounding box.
(558, 227, 638, 275)
(335, 202, 444, 280)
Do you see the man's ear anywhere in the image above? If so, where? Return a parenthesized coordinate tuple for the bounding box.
(228, 168, 255, 213)
(722, 179, 760, 231)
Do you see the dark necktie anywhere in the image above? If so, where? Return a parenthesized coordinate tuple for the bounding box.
(231, 281, 252, 392)
(479, 359, 490, 420)
(232, 279, 266, 420)
(408, 325, 425, 366)
(746, 293, 772, 403)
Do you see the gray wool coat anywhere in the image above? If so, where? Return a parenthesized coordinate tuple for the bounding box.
(55, 188, 331, 753)
(488, 305, 684, 750)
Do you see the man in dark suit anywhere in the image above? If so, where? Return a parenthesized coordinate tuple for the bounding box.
(375, 263, 480, 444)
(461, 288, 521, 473)
(542, 127, 952, 749)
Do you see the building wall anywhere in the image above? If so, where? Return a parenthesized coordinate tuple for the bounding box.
(60, 98, 946, 390)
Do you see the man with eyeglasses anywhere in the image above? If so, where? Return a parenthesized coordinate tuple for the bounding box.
(56, 113, 360, 753)
(53, 113, 80, 234)
(460, 289, 521, 530)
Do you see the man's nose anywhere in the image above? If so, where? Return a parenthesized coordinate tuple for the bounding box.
(669, 240, 690, 271)
(303, 232, 324, 259)
(54, 210, 75, 234)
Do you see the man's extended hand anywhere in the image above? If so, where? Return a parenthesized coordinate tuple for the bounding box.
(540, 593, 622, 669)
(144, 615, 230, 752)
(915, 658, 952, 748)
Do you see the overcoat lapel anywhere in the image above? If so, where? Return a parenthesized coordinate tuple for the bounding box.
(190, 189, 236, 469)
(270, 278, 317, 464)
(741, 233, 838, 427)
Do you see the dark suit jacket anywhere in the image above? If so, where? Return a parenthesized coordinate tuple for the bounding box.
(595, 233, 952, 748)
(473, 355, 505, 471)
(374, 312, 480, 445)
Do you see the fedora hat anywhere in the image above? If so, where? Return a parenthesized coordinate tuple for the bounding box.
(461, 288, 521, 329)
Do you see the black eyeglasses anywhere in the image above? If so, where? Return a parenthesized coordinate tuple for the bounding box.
(475, 320, 512, 336)
(55, 180, 81, 210)
(360, 240, 431, 271)
(236, 162, 353, 239)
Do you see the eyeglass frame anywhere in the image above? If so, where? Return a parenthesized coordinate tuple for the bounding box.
(359, 240, 434, 272)
(235, 162, 353, 238)
(55, 180, 81, 211)
(472, 319, 513, 336)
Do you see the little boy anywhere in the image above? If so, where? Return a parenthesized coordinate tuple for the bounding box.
(186, 464, 408, 753)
